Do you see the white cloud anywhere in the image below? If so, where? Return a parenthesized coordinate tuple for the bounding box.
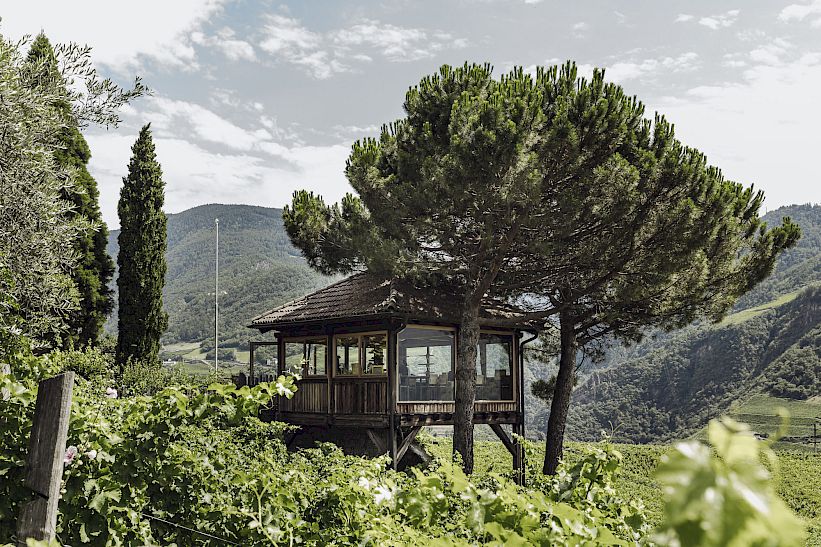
(83, 92, 355, 225)
(260, 15, 322, 55)
(675, 14, 694, 23)
(258, 15, 468, 77)
(141, 97, 274, 154)
(571, 22, 588, 37)
(86, 132, 351, 227)
(699, 10, 740, 30)
(602, 52, 700, 83)
(192, 28, 256, 61)
(1, 0, 228, 72)
(654, 53, 821, 208)
(332, 20, 467, 62)
(780, 0, 821, 25)
(749, 38, 793, 65)
(258, 15, 346, 79)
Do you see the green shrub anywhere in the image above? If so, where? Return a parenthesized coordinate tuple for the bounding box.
(50, 348, 113, 384)
(117, 360, 196, 397)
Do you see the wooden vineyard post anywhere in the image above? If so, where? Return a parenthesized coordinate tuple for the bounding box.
(16, 372, 74, 546)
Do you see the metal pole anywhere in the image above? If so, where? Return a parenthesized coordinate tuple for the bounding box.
(215, 218, 219, 374)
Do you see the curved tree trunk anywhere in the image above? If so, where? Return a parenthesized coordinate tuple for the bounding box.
(454, 303, 480, 474)
(543, 308, 577, 475)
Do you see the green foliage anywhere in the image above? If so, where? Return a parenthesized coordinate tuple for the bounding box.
(0, 31, 143, 350)
(760, 324, 821, 399)
(117, 360, 196, 397)
(116, 125, 168, 367)
(655, 417, 806, 546)
(0, 340, 298, 544)
(51, 347, 114, 384)
(204, 347, 236, 361)
(25, 34, 115, 349)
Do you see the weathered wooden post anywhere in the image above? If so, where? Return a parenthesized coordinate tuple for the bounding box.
(17, 372, 74, 546)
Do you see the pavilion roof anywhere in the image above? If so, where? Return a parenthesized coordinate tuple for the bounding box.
(249, 272, 539, 331)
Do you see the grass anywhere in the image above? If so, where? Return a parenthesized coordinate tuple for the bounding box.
(424, 435, 821, 544)
(720, 289, 801, 325)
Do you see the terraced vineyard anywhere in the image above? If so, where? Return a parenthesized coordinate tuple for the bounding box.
(721, 394, 821, 452)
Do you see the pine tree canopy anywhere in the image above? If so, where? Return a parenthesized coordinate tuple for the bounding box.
(116, 124, 168, 366)
(26, 33, 115, 348)
(283, 62, 800, 473)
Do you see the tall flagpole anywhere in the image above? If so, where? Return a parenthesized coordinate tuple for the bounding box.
(215, 218, 219, 374)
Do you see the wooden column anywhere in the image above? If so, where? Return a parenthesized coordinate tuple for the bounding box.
(387, 323, 398, 469)
(513, 331, 526, 485)
(326, 329, 334, 418)
(276, 335, 284, 421)
(17, 372, 74, 545)
(249, 342, 256, 383)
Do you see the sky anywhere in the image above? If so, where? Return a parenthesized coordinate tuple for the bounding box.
(3, 1, 821, 227)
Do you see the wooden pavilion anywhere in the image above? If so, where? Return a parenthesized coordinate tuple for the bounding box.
(247, 272, 538, 477)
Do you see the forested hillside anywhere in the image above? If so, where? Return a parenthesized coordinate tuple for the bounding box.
(107, 204, 330, 351)
(557, 204, 821, 444)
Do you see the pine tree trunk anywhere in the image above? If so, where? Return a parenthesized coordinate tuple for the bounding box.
(543, 308, 577, 475)
(454, 303, 480, 474)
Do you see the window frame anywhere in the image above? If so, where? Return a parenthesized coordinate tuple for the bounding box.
(282, 335, 328, 378)
(474, 330, 516, 403)
(397, 324, 457, 403)
(332, 330, 389, 377)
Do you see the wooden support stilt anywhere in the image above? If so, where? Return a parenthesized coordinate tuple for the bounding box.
(366, 429, 387, 454)
(284, 428, 301, 448)
(512, 422, 525, 486)
(490, 423, 524, 485)
(389, 424, 398, 470)
(395, 426, 422, 466)
(489, 423, 515, 455)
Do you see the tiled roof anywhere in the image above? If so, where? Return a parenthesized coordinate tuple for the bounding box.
(249, 272, 537, 330)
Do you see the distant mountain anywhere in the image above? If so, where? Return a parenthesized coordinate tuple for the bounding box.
(548, 204, 821, 444)
(106, 204, 330, 351)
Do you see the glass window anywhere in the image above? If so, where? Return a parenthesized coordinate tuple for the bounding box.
(398, 327, 454, 402)
(283, 338, 327, 377)
(476, 333, 514, 400)
(305, 339, 326, 376)
(335, 336, 360, 375)
(363, 334, 387, 375)
(334, 333, 388, 376)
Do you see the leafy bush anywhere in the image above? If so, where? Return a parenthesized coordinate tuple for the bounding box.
(50, 348, 113, 384)
(117, 360, 196, 397)
(655, 417, 806, 546)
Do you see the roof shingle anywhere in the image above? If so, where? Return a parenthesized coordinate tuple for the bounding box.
(249, 272, 537, 330)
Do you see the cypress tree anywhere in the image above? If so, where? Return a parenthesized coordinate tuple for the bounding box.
(26, 33, 115, 348)
(116, 124, 168, 366)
